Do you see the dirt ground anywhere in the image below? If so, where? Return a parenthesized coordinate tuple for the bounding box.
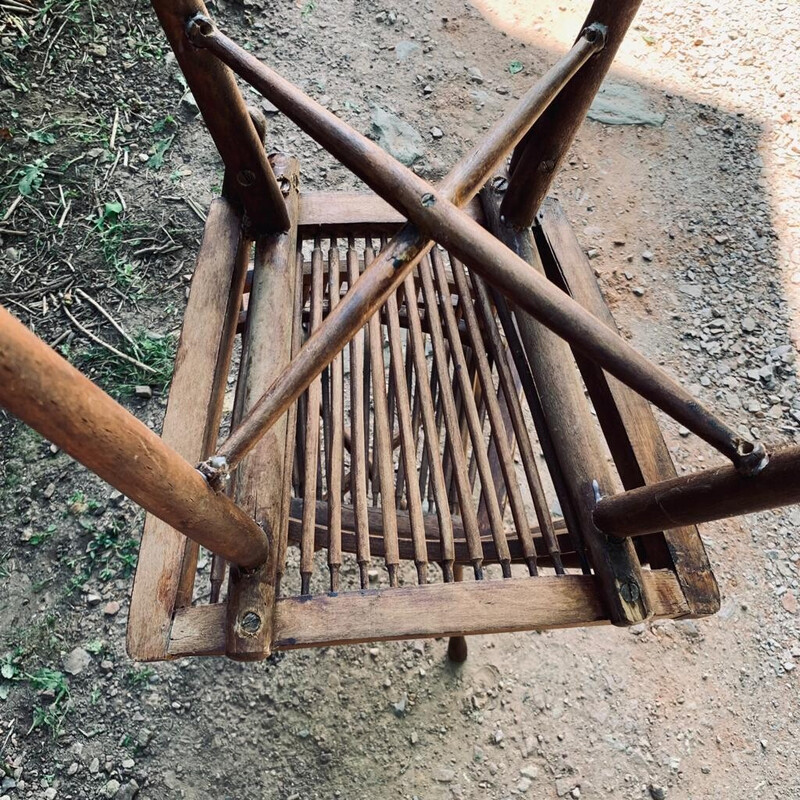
(1, 0, 799, 798)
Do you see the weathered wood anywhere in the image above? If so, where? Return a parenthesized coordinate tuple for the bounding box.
(208, 29, 610, 469)
(536, 198, 719, 614)
(417, 256, 485, 577)
(167, 570, 688, 657)
(327, 242, 344, 591)
(150, 0, 288, 232)
(502, 0, 643, 228)
(595, 444, 800, 537)
(470, 269, 563, 573)
(347, 238, 371, 588)
(297, 192, 484, 235)
(124, 199, 260, 660)
(225, 156, 300, 661)
(481, 189, 650, 627)
(300, 238, 324, 594)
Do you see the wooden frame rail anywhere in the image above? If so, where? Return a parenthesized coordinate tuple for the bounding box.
(166, 571, 689, 658)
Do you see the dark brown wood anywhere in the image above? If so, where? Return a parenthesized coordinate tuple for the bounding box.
(536, 198, 719, 614)
(208, 29, 612, 470)
(347, 238, 371, 588)
(417, 256, 486, 577)
(327, 242, 344, 591)
(502, 0, 642, 228)
(469, 269, 563, 573)
(287, 497, 575, 565)
(167, 570, 689, 657)
(481, 190, 650, 627)
(150, 0, 288, 233)
(225, 155, 300, 661)
(595, 444, 800, 537)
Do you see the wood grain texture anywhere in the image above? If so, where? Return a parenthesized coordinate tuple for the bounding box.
(167, 570, 688, 657)
(481, 189, 651, 626)
(225, 156, 300, 660)
(535, 198, 719, 616)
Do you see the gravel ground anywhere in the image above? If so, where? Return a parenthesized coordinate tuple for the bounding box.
(0, 1, 798, 799)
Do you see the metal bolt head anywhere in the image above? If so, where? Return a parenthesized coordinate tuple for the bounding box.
(620, 581, 641, 604)
(240, 611, 262, 635)
(491, 175, 508, 194)
(420, 192, 436, 207)
(237, 169, 256, 187)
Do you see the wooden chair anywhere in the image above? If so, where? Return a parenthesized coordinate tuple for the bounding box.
(2, 0, 798, 663)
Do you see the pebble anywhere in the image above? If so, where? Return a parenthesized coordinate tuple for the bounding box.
(430, 126, 444, 139)
(434, 768, 455, 783)
(133, 385, 152, 399)
(517, 777, 532, 792)
(62, 647, 91, 676)
(103, 601, 121, 617)
(89, 758, 100, 775)
(43, 789, 57, 800)
(86, 593, 102, 607)
(102, 779, 120, 798)
(520, 766, 538, 779)
(782, 592, 798, 614)
(741, 316, 757, 332)
(649, 786, 666, 800)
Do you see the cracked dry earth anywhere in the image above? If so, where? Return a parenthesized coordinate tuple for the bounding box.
(0, 0, 799, 799)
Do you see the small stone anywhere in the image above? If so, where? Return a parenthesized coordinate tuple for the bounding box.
(43, 789, 57, 800)
(86, 593, 102, 607)
(649, 786, 666, 800)
(393, 694, 408, 716)
(121, 758, 135, 770)
(430, 126, 444, 139)
(467, 66, 484, 84)
(632, 286, 645, 296)
(103, 601, 121, 617)
(89, 43, 107, 57)
(394, 41, 421, 63)
(520, 766, 538, 779)
(491, 729, 504, 744)
(434, 768, 456, 783)
(782, 592, 798, 614)
(102, 779, 121, 798)
(68, 763, 79, 776)
(555, 778, 576, 797)
(783, 661, 795, 673)
(370, 106, 424, 167)
(588, 83, 665, 127)
(43, 482, 56, 499)
(410, 731, 419, 745)
(134, 385, 152, 399)
(116, 780, 139, 800)
(571, 790, 581, 799)
(741, 316, 757, 333)
(63, 646, 91, 676)
(136, 729, 153, 748)
(517, 778, 532, 792)
(367, 569, 380, 583)
(89, 758, 100, 774)
(642, 250, 654, 262)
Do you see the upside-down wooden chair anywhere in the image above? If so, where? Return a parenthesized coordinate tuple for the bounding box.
(2, 0, 799, 664)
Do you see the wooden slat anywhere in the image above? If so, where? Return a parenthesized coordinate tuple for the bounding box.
(167, 570, 688, 657)
(128, 198, 244, 662)
(536, 198, 719, 614)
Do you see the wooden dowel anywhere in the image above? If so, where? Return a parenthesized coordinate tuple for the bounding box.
(449, 256, 537, 575)
(386, 287, 429, 583)
(347, 237, 371, 587)
(365, 241, 400, 586)
(151, 0, 287, 232)
(300, 238, 324, 595)
(363, 241, 376, 499)
(595, 444, 800, 538)
(429, 249, 511, 575)
(206, 27, 613, 470)
(502, 0, 642, 228)
(482, 191, 649, 626)
(393, 324, 417, 510)
(0, 304, 268, 566)
(404, 271, 456, 580)
(327, 241, 344, 591)
(470, 271, 563, 573)
(417, 257, 485, 577)
(288, 498, 577, 567)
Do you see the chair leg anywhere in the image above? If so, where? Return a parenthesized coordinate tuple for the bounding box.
(447, 563, 468, 663)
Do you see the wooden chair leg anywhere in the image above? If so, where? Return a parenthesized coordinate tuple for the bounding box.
(447, 563, 468, 663)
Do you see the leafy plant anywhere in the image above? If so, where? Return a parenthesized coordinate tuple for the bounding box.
(147, 136, 174, 169)
(27, 524, 56, 546)
(25, 667, 70, 738)
(301, 1, 316, 19)
(29, 129, 56, 144)
(17, 158, 47, 196)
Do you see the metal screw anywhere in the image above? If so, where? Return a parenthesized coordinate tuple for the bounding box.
(491, 175, 508, 194)
(620, 581, 641, 604)
(420, 192, 436, 207)
(240, 611, 262, 635)
(237, 170, 256, 187)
